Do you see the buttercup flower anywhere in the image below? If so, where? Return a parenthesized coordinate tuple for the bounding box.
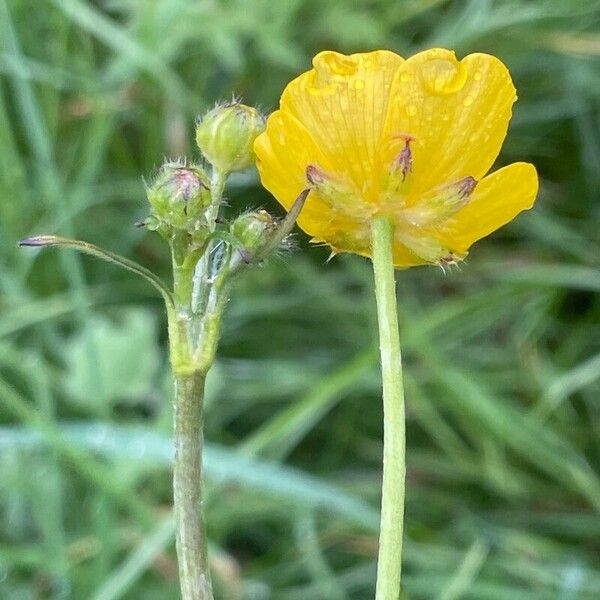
(254, 49, 539, 267)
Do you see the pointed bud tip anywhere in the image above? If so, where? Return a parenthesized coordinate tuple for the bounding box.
(298, 187, 310, 202)
(18, 235, 57, 247)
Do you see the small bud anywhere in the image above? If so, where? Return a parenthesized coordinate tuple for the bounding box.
(146, 162, 210, 229)
(196, 102, 265, 173)
(231, 210, 277, 260)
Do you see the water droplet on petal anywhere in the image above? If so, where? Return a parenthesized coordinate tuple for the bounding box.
(463, 96, 474, 107)
(419, 57, 468, 95)
(316, 52, 359, 77)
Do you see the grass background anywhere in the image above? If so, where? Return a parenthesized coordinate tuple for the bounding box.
(1, 0, 600, 598)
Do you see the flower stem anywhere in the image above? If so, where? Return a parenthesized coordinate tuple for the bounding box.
(168, 169, 228, 600)
(371, 215, 406, 600)
(172, 368, 213, 600)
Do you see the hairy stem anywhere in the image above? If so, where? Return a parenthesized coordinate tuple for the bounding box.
(169, 168, 228, 600)
(172, 369, 213, 600)
(371, 215, 406, 600)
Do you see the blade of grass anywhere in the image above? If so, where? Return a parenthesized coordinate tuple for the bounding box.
(90, 515, 175, 600)
(0, 422, 380, 531)
(0, 379, 156, 528)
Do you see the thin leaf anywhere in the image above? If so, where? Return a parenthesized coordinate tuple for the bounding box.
(19, 235, 174, 307)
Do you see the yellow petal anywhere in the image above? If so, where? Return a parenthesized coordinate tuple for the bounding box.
(382, 49, 517, 199)
(279, 50, 404, 198)
(440, 162, 539, 253)
(254, 110, 368, 247)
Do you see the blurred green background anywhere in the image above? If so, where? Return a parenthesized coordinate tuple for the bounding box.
(1, 0, 599, 598)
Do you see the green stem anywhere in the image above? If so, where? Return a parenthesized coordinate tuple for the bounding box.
(371, 215, 406, 600)
(168, 168, 228, 600)
(192, 169, 226, 316)
(172, 368, 213, 600)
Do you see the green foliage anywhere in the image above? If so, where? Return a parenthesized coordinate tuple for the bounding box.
(63, 309, 160, 411)
(0, 0, 599, 598)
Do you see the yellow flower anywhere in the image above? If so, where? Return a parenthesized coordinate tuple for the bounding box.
(254, 49, 539, 267)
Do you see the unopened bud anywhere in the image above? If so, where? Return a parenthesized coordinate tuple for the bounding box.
(146, 162, 210, 229)
(196, 102, 265, 173)
(231, 210, 277, 259)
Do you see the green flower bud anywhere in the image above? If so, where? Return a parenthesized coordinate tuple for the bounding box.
(231, 210, 277, 260)
(196, 102, 265, 173)
(146, 162, 211, 229)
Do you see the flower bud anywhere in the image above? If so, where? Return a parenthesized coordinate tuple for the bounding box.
(146, 162, 211, 229)
(231, 210, 277, 260)
(196, 102, 265, 173)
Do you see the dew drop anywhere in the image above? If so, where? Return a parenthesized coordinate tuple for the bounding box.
(309, 83, 337, 96)
(463, 96, 474, 107)
(318, 52, 358, 76)
(419, 57, 468, 95)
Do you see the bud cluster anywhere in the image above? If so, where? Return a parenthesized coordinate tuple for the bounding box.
(142, 100, 298, 290)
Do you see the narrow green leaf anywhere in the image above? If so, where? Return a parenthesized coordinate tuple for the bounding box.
(19, 235, 173, 307)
